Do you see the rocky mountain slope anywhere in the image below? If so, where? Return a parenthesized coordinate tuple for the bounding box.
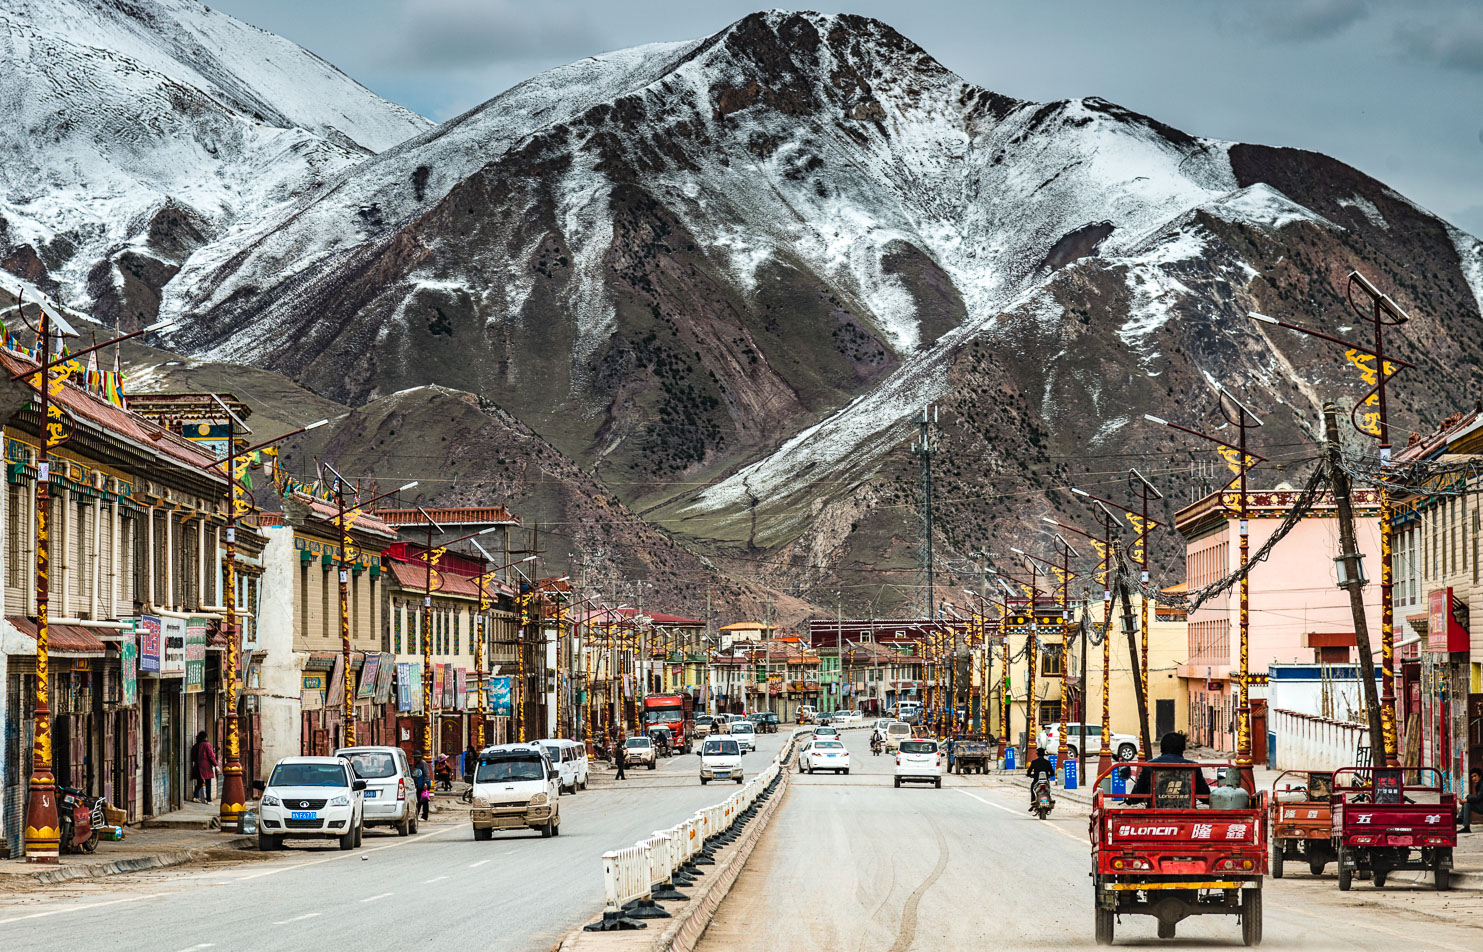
(0, 0, 428, 328)
(8, 8, 1483, 612)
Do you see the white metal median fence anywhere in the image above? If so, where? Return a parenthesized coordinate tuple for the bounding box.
(586, 729, 802, 929)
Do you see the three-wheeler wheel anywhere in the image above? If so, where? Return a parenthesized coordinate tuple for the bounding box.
(1242, 888, 1263, 946)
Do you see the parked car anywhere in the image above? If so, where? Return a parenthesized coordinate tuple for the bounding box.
(896, 701, 922, 724)
(730, 720, 757, 753)
(802, 738, 851, 775)
(1035, 722, 1140, 762)
(536, 738, 589, 792)
(797, 705, 818, 724)
(895, 738, 944, 788)
(258, 755, 366, 851)
(469, 743, 561, 838)
(700, 737, 744, 785)
(623, 735, 658, 769)
(832, 709, 863, 726)
(884, 720, 913, 752)
(333, 745, 416, 836)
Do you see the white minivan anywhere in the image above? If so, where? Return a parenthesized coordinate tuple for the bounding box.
(895, 738, 944, 788)
(700, 737, 744, 785)
(469, 744, 562, 839)
(536, 738, 589, 793)
(334, 745, 417, 835)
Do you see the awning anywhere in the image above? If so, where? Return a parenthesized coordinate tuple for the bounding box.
(6, 616, 107, 656)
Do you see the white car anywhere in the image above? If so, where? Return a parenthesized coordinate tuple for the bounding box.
(536, 738, 589, 793)
(470, 743, 562, 838)
(896, 701, 922, 724)
(730, 720, 757, 753)
(258, 755, 365, 850)
(802, 738, 851, 774)
(798, 705, 818, 724)
(333, 745, 416, 836)
(622, 736, 658, 769)
(831, 709, 863, 726)
(883, 721, 912, 752)
(1036, 722, 1140, 762)
(700, 737, 744, 785)
(895, 738, 944, 788)
(812, 725, 841, 741)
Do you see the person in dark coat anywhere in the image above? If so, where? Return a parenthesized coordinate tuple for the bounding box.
(411, 754, 432, 821)
(463, 742, 478, 787)
(1460, 767, 1483, 832)
(614, 731, 627, 781)
(1130, 731, 1210, 803)
(190, 731, 219, 803)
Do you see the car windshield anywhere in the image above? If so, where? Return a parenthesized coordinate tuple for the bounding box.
(887, 723, 910, 733)
(816, 727, 837, 733)
(704, 740, 740, 756)
(269, 763, 348, 787)
(538, 744, 562, 762)
(625, 737, 651, 748)
(900, 740, 937, 754)
(814, 741, 844, 749)
(644, 709, 680, 724)
(340, 751, 397, 779)
(475, 754, 546, 783)
(733, 723, 754, 732)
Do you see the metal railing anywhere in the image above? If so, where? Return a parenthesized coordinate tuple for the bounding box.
(585, 729, 801, 931)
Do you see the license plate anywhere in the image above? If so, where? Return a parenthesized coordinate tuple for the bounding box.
(715, 771, 729, 778)
(364, 790, 377, 798)
(290, 811, 318, 821)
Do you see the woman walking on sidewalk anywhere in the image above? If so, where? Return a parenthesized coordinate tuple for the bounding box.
(190, 731, 219, 803)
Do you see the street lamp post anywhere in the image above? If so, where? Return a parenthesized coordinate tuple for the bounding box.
(17, 300, 173, 861)
(1047, 506, 1120, 780)
(1146, 390, 1265, 791)
(468, 542, 536, 749)
(326, 465, 416, 748)
(412, 509, 498, 761)
(1044, 536, 1081, 772)
(202, 399, 328, 831)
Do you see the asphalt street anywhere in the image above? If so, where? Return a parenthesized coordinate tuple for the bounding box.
(697, 730, 1483, 951)
(0, 730, 793, 952)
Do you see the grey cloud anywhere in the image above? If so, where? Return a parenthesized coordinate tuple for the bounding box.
(390, 0, 602, 68)
(1213, 0, 1371, 43)
(1395, 17, 1483, 73)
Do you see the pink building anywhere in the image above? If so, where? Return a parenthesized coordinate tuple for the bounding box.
(1175, 486, 1381, 752)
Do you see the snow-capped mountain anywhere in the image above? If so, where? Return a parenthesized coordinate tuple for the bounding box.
(8, 8, 1482, 608)
(0, 0, 428, 324)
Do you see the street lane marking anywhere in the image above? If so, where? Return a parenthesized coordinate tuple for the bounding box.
(954, 788, 1084, 844)
(469, 859, 491, 868)
(272, 913, 320, 924)
(235, 822, 460, 881)
(423, 875, 449, 884)
(360, 892, 393, 903)
(175, 945, 216, 951)
(0, 892, 166, 925)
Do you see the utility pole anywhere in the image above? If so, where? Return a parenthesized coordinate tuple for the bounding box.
(1116, 547, 1153, 759)
(1324, 405, 1386, 760)
(913, 406, 938, 618)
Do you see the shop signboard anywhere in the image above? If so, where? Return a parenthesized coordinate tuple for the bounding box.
(184, 617, 207, 693)
(397, 662, 414, 711)
(358, 654, 380, 700)
(374, 654, 395, 705)
(161, 616, 186, 675)
(1427, 588, 1470, 653)
(120, 633, 138, 707)
(488, 676, 512, 716)
(139, 615, 162, 674)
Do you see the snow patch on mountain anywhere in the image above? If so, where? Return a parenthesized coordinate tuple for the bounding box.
(1201, 182, 1334, 231)
(1338, 194, 1389, 230)
(1449, 225, 1483, 319)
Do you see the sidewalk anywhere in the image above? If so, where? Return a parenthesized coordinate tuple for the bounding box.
(0, 801, 256, 888)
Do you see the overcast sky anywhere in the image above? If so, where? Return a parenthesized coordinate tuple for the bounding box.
(213, 0, 1483, 235)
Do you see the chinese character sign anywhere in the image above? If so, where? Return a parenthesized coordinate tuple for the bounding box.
(120, 635, 138, 706)
(139, 615, 162, 673)
(184, 617, 207, 693)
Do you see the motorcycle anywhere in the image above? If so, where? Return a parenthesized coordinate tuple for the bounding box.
(58, 785, 106, 854)
(434, 754, 454, 792)
(1032, 777, 1055, 820)
(870, 736, 884, 756)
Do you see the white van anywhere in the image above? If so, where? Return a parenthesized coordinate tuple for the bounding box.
(469, 743, 562, 839)
(536, 738, 589, 793)
(699, 737, 743, 785)
(334, 745, 417, 835)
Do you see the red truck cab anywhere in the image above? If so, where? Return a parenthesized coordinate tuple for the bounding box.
(643, 694, 695, 754)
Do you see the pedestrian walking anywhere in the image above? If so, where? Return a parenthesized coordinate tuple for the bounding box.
(412, 754, 432, 821)
(190, 730, 218, 803)
(614, 731, 627, 781)
(463, 741, 478, 787)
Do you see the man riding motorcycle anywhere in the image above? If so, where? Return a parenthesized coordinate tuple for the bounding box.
(870, 728, 884, 755)
(1026, 746, 1056, 812)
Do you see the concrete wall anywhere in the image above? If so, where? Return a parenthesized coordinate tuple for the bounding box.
(257, 526, 302, 778)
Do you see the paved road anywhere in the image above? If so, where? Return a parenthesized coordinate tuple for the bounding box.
(0, 731, 793, 952)
(699, 730, 1483, 951)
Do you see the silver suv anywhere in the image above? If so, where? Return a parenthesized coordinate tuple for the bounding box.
(334, 746, 418, 836)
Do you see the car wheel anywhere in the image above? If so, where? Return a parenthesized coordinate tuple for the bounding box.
(1117, 744, 1137, 762)
(701, 777, 709, 785)
(935, 778, 942, 789)
(410, 815, 419, 835)
(397, 814, 411, 837)
(353, 820, 363, 848)
(553, 812, 561, 836)
(257, 831, 281, 851)
(736, 777, 744, 784)
(541, 818, 554, 838)
(474, 826, 493, 841)
(894, 777, 901, 788)
(648, 762, 656, 770)
(339, 829, 355, 850)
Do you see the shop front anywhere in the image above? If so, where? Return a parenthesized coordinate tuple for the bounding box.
(1420, 588, 1472, 794)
